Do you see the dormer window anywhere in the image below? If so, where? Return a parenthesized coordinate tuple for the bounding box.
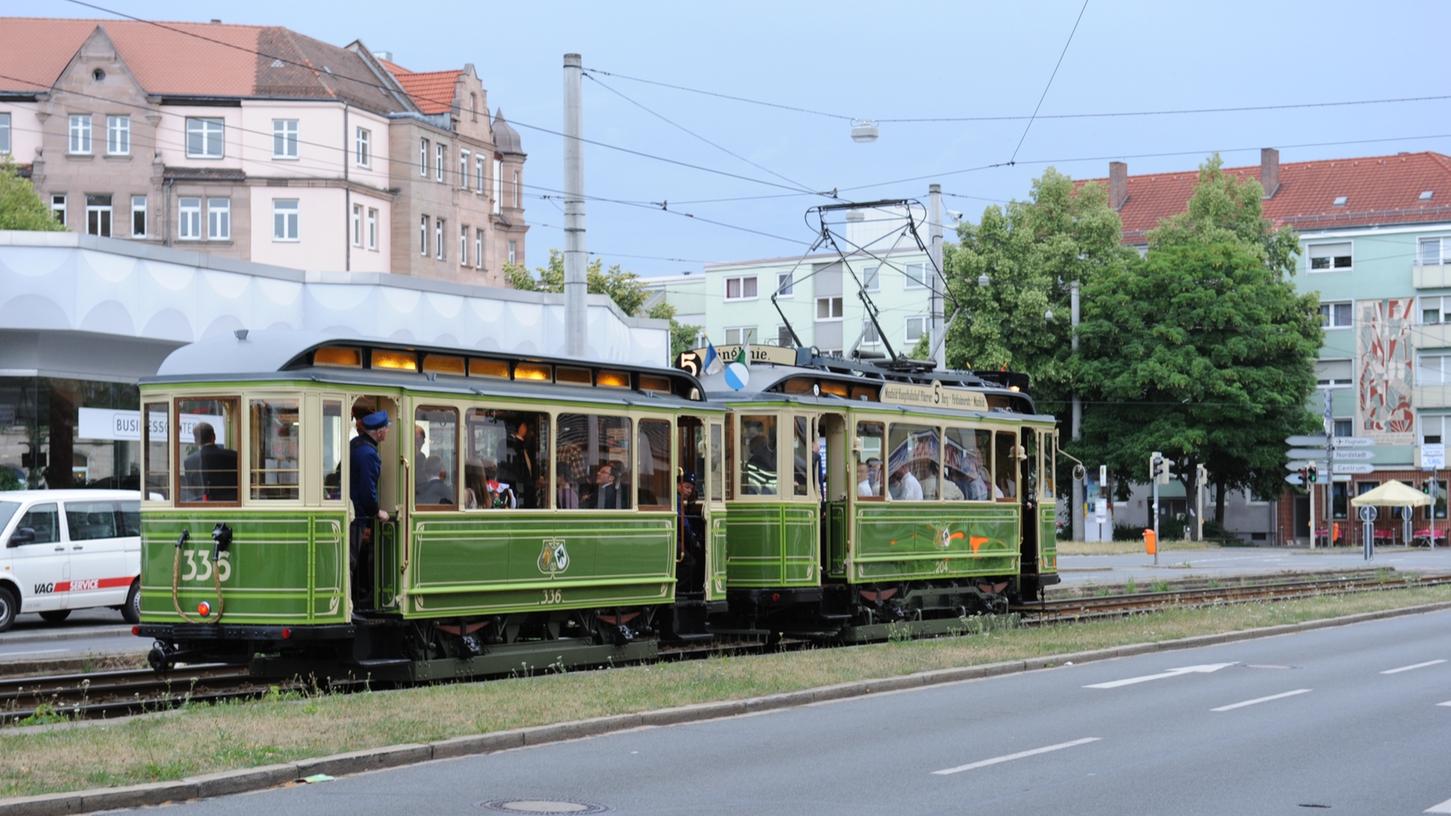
(1332, 195, 1348, 207)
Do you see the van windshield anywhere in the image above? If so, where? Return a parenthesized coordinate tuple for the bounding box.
(0, 501, 18, 534)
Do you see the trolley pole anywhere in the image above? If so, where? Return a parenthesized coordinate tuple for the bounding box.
(563, 53, 587, 359)
(928, 183, 945, 370)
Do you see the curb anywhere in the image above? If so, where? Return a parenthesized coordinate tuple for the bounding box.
(4, 600, 1450, 815)
(1, 627, 133, 647)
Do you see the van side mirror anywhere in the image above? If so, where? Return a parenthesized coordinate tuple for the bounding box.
(8, 527, 35, 547)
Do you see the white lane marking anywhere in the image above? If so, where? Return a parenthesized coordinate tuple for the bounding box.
(1084, 663, 1236, 689)
(1381, 659, 1447, 675)
(1437, 701, 1451, 708)
(0, 648, 66, 657)
(1425, 795, 1451, 813)
(932, 737, 1101, 776)
(1211, 688, 1312, 712)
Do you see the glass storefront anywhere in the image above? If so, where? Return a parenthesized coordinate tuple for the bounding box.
(0, 377, 140, 491)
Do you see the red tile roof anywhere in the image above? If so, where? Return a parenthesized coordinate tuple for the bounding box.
(0, 17, 398, 112)
(377, 60, 461, 115)
(1080, 151, 1451, 243)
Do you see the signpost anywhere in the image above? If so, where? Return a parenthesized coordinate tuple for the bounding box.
(1330, 448, 1375, 461)
(1332, 463, 1375, 475)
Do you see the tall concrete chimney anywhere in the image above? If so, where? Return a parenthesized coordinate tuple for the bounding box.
(1260, 147, 1280, 199)
(1108, 161, 1128, 210)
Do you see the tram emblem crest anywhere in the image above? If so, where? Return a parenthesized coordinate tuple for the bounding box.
(538, 538, 570, 575)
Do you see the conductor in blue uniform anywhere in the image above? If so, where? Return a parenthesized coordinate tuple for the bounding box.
(350, 410, 391, 611)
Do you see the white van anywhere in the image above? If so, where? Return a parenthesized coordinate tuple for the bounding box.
(0, 489, 142, 632)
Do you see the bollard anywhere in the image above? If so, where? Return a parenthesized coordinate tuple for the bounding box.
(1143, 529, 1157, 557)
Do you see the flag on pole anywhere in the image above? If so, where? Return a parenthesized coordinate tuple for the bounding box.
(724, 346, 751, 391)
(703, 340, 723, 376)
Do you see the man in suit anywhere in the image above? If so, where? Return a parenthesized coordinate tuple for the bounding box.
(586, 461, 618, 509)
(504, 420, 537, 508)
(183, 421, 238, 501)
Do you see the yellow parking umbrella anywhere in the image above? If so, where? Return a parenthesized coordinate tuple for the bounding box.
(1349, 479, 1432, 508)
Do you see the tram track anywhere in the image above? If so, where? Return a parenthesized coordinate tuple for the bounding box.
(5, 571, 1446, 725)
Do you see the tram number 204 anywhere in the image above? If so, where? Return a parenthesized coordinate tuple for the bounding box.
(180, 549, 233, 583)
(540, 588, 564, 605)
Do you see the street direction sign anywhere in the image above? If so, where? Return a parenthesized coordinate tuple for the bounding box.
(1286, 434, 1330, 447)
(1288, 447, 1331, 459)
(1285, 460, 1329, 471)
(1284, 474, 1303, 486)
(1332, 448, 1375, 461)
(1332, 463, 1375, 474)
(1333, 436, 1375, 448)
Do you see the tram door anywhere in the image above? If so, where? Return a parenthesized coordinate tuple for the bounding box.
(818, 413, 849, 580)
(348, 395, 403, 613)
(1019, 429, 1040, 582)
(676, 416, 712, 597)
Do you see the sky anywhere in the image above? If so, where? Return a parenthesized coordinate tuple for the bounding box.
(14, 0, 1451, 277)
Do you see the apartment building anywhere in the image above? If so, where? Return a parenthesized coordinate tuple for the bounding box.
(0, 17, 525, 283)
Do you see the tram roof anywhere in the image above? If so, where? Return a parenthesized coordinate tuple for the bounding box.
(145, 331, 711, 407)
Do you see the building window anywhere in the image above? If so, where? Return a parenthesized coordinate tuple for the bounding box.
(513, 169, 520, 209)
(273, 118, 298, 159)
(862, 321, 881, 345)
(85, 193, 112, 237)
(272, 198, 299, 241)
(492, 158, 502, 214)
(178, 196, 201, 240)
(905, 315, 929, 344)
(507, 239, 517, 265)
(50, 194, 67, 226)
(435, 218, 445, 260)
(207, 197, 230, 240)
(185, 117, 224, 158)
(68, 114, 92, 154)
(459, 223, 469, 266)
(816, 296, 844, 320)
(863, 265, 880, 292)
(1308, 241, 1352, 272)
(1423, 296, 1451, 325)
(130, 195, 147, 238)
(105, 115, 129, 155)
(460, 149, 470, 190)
(366, 207, 378, 250)
(903, 262, 929, 289)
(1315, 359, 1352, 388)
(776, 325, 792, 346)
(1320, 301, 1352, 329)
(354, 126, 371, 167)
(419, 137, 429, 176)
(0, 112, 10, 154)
(475, 228, 484, 269)
(435, 143, 445, 182)
(351, 203, 363, 247)
(1421, 237, 1451, 266)
(725, 326, 756, 345)
(1418, 354, 1451, 386)
(724, 276, 758, 301)
(475, 156, 485, 194)
(420, 215, 429, 256)
(776, 271, 794, 297)
(1333, 418, 1353, 438)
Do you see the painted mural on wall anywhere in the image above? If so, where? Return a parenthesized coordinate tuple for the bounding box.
(1356, 299, 1414, 445)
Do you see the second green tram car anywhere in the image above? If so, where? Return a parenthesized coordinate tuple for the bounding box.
(135, 334, 1058, 677)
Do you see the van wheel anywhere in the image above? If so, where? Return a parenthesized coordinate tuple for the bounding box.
(0, 587, 16, 633)
(40, 609, 71, 624)
(123, 580, 141, 624)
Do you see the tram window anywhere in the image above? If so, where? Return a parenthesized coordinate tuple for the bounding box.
(724, 420, 735, 501)
(993, 431, 1018, 501)
(637, 419, 671, 509)
(855, 421, 884, 500)
(465, 408, 549, 509)
(943, 427, 991, 501)
(176, 397, 240, 505)
(1023, 428, 1039, 502)
(709, 422, 724, 504)
(793, 416, 811, 497)
(321, 400, 344, 502)
(414, 406, 460, 509)
(144, 401, 170, 501)
(1042, 432, 1057, 500)
(739, 415, 778, 496)
(558, 413, 632, 510)
(249, 398, 300, 501)
(887, 423, 937, 501)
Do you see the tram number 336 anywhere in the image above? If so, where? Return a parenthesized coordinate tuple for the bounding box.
(540, 588, 564, 605)
(180, 550, 233, 583)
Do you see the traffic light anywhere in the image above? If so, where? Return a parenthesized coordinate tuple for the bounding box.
(1150, 451, 1169, 484)
(1298, 466, 1308, 485)
(1308, 463, 1318, 484)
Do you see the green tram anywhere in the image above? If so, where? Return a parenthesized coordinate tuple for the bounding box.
(679, 344, 1060, 640)
(136, 333, 726, 678)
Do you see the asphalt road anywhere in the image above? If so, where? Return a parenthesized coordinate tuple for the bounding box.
(126, 608, 1451, 816)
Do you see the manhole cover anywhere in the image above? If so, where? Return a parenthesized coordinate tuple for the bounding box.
(480, 800, 609, 815)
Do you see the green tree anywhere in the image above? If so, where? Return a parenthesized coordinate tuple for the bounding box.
(941, 168, 1135, 419)
(1075, 156, 1321, 525)
(0, 159, 64, 231)
(506, 249, 700, 358)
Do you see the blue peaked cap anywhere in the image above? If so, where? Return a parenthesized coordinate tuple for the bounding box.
(362, 410, 390, 430)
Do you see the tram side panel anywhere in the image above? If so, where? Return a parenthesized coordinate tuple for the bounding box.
(850, 502, 1020, 584)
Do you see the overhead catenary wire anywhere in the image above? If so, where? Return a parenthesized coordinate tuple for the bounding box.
(1008, 0, 1089, 164)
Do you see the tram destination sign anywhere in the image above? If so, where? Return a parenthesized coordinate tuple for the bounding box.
(879, 381, 989, 411)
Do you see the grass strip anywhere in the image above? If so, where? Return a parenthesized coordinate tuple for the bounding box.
(1057, 539, 1221, 555)
(4, 585, 1450, 798)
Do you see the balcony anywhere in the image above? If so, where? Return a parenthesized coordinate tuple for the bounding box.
(1414, 261, 1451, 289)
(1415, 383, 1451, 410)
(1415, 322, 1451, 349)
